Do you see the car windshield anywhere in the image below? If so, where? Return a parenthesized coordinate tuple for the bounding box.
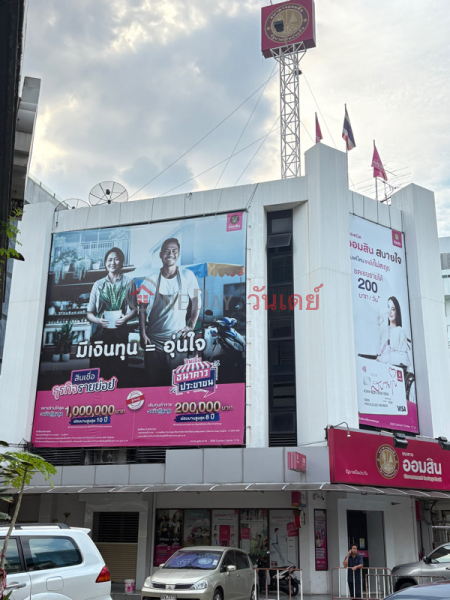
(164, 551, 223, 570)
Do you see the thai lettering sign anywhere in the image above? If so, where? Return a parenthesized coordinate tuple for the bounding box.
(32, 213, 246, 447)
(329, 428, 450, 491)
(349, 215, 418, 433)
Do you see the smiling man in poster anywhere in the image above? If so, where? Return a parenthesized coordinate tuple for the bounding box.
(138, 237, 201, 386)
(349, 215, 418, 433)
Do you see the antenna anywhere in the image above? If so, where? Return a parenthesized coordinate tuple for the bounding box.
(89, 181, 128, 206)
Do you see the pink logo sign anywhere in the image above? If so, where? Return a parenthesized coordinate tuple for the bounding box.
(227, 212, 243, 232)
(392, 230, 403, 248)
(287, 451, 307, 472)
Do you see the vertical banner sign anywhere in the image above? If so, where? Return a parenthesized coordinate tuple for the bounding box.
(32, 213, 246, 447)
(269, 510, 299, 567)
(184, 510, 211, 547)
(239, 509, 268, 564)
(314, 509, 328, 571)
(154, 510, 183, 566)
(349, 215, 418, 433)
(211, 510, 239, 547)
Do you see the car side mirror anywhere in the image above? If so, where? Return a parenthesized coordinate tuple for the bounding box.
(227, 565, 237, 572)
(423, 556, 430, 564)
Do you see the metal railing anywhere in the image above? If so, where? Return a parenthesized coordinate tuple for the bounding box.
(254, 566, 303, 600)
(332, 567, 446, 600)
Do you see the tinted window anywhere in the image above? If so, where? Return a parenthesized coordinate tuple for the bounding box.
(222, 551, 237, 567)
(430, 545, 450, 563)
(24, 537, 82, 571)
(236, 553, 250, 570)
(0, 538, 23, 573)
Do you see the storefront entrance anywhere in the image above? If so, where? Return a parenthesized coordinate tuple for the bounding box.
(347, 510, 386, 567)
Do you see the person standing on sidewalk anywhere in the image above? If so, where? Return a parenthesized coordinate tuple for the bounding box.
(343, 544, 363, 599)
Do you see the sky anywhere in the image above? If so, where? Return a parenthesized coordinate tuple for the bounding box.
(22, 0, 450, 234)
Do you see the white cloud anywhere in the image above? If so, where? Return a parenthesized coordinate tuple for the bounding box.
(23, 0, 450, 234)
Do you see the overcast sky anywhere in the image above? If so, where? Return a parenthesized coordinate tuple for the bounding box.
(22, 1, 450, 234)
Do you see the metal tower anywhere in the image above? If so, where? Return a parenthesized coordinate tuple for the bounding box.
(271, 42, 306, 179)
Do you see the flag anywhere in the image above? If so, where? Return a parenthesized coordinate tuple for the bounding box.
(371, 143, 388, 181)
(342, 105, 356, 151)
(315, 113, 323, 144)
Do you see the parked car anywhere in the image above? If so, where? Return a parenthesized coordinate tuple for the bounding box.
(0, 523, 112, 600)
(384, 580, 450, 599)
(142, 547, 255, 600)
(391, 542, 450, 591)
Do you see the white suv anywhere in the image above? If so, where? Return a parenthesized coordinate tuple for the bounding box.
(0, 523, 112, 600)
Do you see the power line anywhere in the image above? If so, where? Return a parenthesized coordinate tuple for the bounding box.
(302, 72, 338, 149)
(215, 62, 278, 189)
(234, 116, 280, 186)
(159, 124, 281, 198)
(128, 68, 278, 201)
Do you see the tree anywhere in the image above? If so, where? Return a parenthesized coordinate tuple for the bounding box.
(0, 206, 24, 293)
(0, 445, 56, 573)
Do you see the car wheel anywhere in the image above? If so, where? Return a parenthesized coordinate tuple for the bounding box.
(250, 585, 256, 600)
(214, 589, 223, 600)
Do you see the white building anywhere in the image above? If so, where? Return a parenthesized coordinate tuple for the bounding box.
(1, 143, 449, 595)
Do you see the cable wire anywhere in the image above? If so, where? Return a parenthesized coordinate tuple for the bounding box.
(159, 124, 281, 198)
(128, 69, 278, 201)
(234, 116, 280, 186)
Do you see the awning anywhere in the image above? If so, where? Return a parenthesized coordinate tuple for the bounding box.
(15, 482, 450, 497)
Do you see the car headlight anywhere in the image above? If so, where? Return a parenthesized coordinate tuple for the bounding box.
(191, 579, 212, 590)
(144, 577, 154, 588)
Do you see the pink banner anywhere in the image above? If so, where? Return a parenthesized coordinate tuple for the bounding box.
(329, 428, 449, 491)
(314, 509, 328, 571)
(32, 381, 245, 447)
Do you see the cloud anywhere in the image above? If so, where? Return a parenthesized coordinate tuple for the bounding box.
(23, 0, 450, 234)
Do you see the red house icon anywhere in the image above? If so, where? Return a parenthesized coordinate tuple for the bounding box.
(131, 284, 154, 305)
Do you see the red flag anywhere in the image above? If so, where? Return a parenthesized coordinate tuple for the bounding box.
(315, 113, 323, 144)
(371, 143, 387, 181)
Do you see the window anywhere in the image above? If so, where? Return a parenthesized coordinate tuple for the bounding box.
(93, 512, 139, 543)
(0, 538, 23, 573)
(267, 210, 297, 447)
(430, 545, 450, 563)
(235, 552, 250, 570)
(222, 551, 236, 567)
(23, 536, 82, 571)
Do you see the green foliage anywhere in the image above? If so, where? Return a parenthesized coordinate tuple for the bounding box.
(1, 451, 57, 489)
(52, 321, 77, 353)
(0, 207, 23, 286)
(100, 279, 127, 311)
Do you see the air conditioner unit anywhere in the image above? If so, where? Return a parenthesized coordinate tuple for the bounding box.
(84, 448, 128, 465)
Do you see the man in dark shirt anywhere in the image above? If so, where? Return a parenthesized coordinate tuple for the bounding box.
(343, 544, 363, 598)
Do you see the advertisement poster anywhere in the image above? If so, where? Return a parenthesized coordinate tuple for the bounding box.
(314, 509, 328, 571)
(184, 509, 211, 546)
(211, 510, 239, 547)
(269, 510, 298, 567)
(349, 215, 418, 433)
(32, 213, 246, 447)
(154, 509, 183, 566)
(239, 509, 268, 564)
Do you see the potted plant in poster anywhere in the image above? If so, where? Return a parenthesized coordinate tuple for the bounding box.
(52, 329, 62, 362)
(60, 322, 77, 361)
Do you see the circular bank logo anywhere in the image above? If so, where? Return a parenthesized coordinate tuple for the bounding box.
(265, 4, 310, 44)
(126, 390, 145, 411)
(376, 445, 399, 479)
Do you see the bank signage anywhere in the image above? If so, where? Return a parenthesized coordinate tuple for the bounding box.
(32, 213, 246, 448)
(329, 428, 449, 491)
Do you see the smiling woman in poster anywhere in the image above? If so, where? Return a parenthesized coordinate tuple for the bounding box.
(376, 296, 410, 367)
(86, 247, 137, 378)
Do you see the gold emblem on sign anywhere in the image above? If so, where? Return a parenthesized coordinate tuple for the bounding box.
(376, 445, 399, 479)
(265, 4, 310, 44)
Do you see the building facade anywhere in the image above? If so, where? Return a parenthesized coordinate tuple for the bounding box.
(1, 143, 449, 594)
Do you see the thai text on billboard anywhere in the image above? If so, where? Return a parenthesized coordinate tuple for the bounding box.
(32, 213, 246, 447)
(349, 215, 418, 433)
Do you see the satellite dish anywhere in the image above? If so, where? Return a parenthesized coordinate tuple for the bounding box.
(89, 181, 128, 206)
(64, 198, 90, 210)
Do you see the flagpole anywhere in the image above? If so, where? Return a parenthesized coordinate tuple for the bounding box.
(345, 104, 349, 186)
(373, 140, 378, 201)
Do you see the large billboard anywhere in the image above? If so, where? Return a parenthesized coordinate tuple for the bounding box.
(32, 212, 246, 447)
(349, 215, 418, 433)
